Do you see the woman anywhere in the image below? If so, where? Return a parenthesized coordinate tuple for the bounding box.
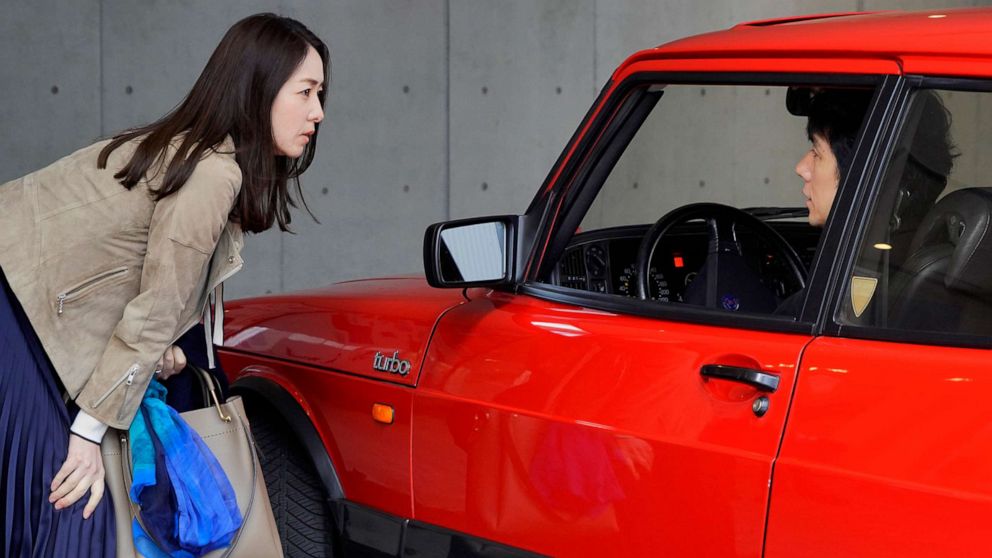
(0, 13, 328, 556)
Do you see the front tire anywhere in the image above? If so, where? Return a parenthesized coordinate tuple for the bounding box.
(246, 399, 335, 558)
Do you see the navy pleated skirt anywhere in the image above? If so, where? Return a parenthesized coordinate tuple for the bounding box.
(0, 268, 116, 557)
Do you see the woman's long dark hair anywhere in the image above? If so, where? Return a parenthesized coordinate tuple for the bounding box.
(97, 13, 329, 233)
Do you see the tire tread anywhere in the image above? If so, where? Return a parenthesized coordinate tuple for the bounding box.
(247, 399, 333, 558)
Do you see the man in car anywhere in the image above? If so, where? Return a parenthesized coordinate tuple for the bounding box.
(794, 89, 873, 228)
(778, 88, 956, 317)
(769, 89, 872, 316)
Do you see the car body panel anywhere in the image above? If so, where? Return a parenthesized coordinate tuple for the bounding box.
(764, 337, 992, 556)
(223, 277, 465, 387)
(612, 59, 901, 83)
(221, 351, 416, 518)
(654, 9, 992, 64)
(899, 57, 992, 78)
(410, 289, 812, 556)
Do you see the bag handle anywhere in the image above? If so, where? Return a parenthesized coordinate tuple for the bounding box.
(188, 364, 232, 423)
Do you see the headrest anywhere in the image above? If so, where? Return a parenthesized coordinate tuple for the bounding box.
(905, 91, 956, 179)
(908, 187, 992, 295)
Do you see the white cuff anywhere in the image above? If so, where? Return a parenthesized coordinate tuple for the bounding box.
(70, 410, 110, 444)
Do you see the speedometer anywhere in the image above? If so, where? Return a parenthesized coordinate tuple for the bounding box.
(617, 265, 671, 301)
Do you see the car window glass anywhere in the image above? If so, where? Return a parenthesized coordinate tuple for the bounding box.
(581, 86, 803, 229)
(542, 83, 873, 317)
(839, 88, 992, 337)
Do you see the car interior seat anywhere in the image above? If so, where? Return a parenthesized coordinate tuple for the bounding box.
(888, 187, 992, 334)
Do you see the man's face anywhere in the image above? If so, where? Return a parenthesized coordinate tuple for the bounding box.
(795, 133, 841, 227)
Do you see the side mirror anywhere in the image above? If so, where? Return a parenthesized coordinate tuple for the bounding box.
(424, 216, 517, 288)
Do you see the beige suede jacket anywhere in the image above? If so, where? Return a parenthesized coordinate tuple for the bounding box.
(0, 136, 244, 430)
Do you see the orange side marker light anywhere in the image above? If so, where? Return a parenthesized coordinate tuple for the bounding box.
(372, 403, 395, 424)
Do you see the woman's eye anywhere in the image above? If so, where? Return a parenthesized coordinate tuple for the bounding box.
(302, 88, 312, 97)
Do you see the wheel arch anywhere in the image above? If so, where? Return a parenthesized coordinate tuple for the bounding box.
(232, 375, 345, 502)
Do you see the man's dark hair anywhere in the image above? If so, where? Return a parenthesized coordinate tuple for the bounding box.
(806, 89, 874, 179)
(98, 13, 330, 233)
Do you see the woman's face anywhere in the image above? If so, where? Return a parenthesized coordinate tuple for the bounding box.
(271, 46, 325, 158)
(795, 133, 840, 227)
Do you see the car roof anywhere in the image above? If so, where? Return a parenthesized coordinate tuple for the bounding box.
(615, 8, 992, 79)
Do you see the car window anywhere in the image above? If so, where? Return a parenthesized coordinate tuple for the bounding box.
(581, 86, 805, 229)
(541, 83, 874, 317)
(839, 88, 992, 338)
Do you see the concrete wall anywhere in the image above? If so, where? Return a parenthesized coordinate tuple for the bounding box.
(0, 0, 984, 298)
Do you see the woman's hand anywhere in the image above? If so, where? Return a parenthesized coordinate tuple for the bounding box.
(49, 345, 186, 518)
(49, 434, 105, 519)
(155, 345, 187, 380)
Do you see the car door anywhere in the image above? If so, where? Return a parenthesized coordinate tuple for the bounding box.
(765, 338, 992, 557)
(765, 84, 992, 556)
(409, 75, 892, 556)
(412, 292, 810, 556)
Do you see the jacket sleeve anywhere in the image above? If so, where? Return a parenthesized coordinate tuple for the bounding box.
(74, 153, 242, 429)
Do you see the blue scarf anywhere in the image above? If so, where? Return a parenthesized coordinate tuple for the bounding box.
(128, 380, 242, 558)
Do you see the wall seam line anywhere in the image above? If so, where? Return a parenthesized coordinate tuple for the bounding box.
(99, 0, 105, 137)
(593, 0, 598, 95)
(445, 0, 451, 221)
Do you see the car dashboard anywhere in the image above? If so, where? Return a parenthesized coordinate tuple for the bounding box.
(552, 222, 821, 303)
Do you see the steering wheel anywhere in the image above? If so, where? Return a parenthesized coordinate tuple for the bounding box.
(636, 203, 807, 309)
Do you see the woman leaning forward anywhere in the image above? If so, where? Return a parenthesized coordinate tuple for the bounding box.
(0, 13, 328, 556)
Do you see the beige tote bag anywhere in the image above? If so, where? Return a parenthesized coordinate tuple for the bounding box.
(101, 365, 283, 558)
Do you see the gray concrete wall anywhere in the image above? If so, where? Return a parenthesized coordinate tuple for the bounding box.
(0, 0, 984, 298)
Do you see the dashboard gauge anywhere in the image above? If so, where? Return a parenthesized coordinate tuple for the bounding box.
(617, 265, 671, 301)
(585, 245, 607, 278)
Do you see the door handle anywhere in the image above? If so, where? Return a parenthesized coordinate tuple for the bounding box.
(700, 364, 779, 393)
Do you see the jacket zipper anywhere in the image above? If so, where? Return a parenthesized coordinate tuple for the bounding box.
(206, 226, 243, 293)
(56, 266, 129, 315)
(211, 260, 243, 292)
(91, 363, 139, 409)
(199, 259, 243, 354)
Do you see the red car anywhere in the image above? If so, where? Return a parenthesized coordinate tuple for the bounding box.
(220, 8, 992, 557)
